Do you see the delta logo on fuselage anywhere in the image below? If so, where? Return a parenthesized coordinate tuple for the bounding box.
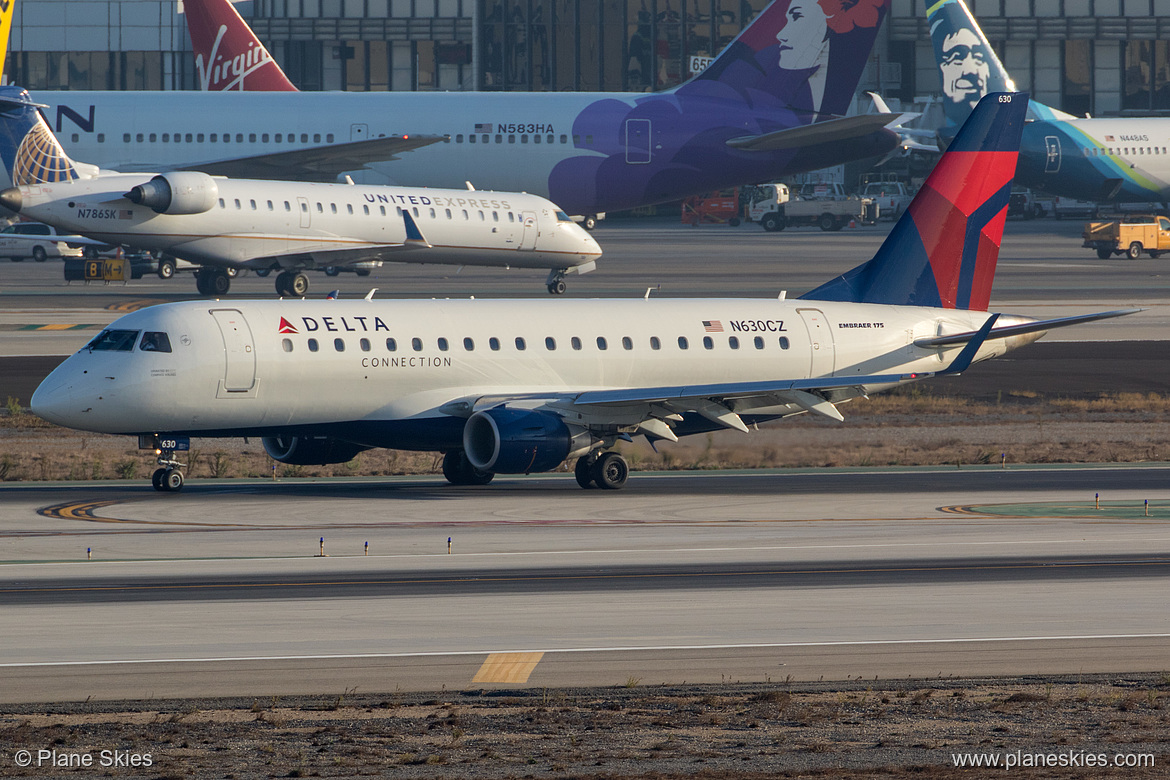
(279, 315, 393, 334)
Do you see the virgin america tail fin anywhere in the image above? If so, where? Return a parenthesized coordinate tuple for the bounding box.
(186, 0, 298, 91)
(801, 92, 1027, 311)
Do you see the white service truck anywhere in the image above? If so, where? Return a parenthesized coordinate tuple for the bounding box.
(743, 184, 878, 232)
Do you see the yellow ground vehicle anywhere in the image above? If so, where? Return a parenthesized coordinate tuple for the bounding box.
(1082, 215, 1170, 259)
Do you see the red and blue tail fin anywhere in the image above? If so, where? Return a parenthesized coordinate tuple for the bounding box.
(186, 0, 299, 91)
(801, 91, 1026, 311)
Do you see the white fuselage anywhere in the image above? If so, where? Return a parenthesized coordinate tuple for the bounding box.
(31, 298, 1039, 444)
(12, 174, 601, 273)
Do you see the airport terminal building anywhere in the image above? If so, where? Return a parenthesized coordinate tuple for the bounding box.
(6, 0, 1170, 118)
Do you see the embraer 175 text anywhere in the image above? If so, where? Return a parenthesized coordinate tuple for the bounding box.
(0, 89, 601, 297)
(31, 94, 1136, 492)
(30, 0, 903, 221)
(927, 0, 1170, 205)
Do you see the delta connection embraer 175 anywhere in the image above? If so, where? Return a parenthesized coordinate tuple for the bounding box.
(31, 94, 1135, 492)
(0, 89, 600, 297)
(30, 0, 903, 222)
(926, 0, 1170, 205)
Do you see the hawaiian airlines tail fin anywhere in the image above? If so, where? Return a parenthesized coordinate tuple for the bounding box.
(801, 92, 1027, 311)
(186, 0, 298, 91)
(0, 87, 83, 187)
(688, 0, 890, 119)
(925, 0, 1071, 128)
(0, 0, 14, 84)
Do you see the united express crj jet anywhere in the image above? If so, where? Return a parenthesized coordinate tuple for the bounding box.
(926, 0, 1170, 204)
(30, 93, 1135, 492)
(0, 88, 600, 297)
(30, 0, 902, 222)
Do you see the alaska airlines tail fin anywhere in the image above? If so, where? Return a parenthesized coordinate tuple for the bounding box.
(801, 92, 1027, 311)
(925, 0, 1072, 128)
(0, 0, 15, 84)
(689, 0, 890, 118)
(0, 87, 80, 186)
(186, 0, 298, 91)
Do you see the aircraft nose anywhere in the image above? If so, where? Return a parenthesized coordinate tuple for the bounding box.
(0, 187, 22, 213)
(30, 371, 75, 427)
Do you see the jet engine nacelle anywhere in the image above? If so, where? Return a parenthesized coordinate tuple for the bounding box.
(463, 407, 590, 474)
(262, 434, 369, 465)
(125, 172, 218, 215)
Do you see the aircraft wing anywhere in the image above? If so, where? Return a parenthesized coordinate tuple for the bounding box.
(442, 317, 1001, 436)
(174, 134, 447, 181)
(914, 309, 1140, 348)
(726, 113, 907, 152)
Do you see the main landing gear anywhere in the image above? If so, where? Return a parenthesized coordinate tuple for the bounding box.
(194, 267, 232, 296)
(441, 451, 495, 486)
(151, 449, 186, 492)
(276, 270, 310, 297)
(574, 451, 629, 490)
(546, 268, 568, 295)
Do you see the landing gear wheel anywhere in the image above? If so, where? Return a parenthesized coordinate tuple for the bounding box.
(583, 215, 597, 230)
(275, 271, 292, 296)
(152, 467, 166, 491)
(548, 279, 567, 295)
(290, 272, 309, 296)
(324, 266, 340, 277)
(195, 269, 211, 295)
(1128, 242, 1143, 260)
(256, 267, 272, 278)
(157, 258, 176, 279)
(590, 451, 629, 490)
(32, 245, 47, 262)
(442, 451, 495, 486)
(163, 469, 184, 492)
(208, 269, 231, 295)
(1096, 247, 1112, 260)
(574, 456, 597, 489)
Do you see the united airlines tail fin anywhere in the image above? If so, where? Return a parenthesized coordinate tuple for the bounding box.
(688, 0, 890, 119)
(925, 0, 1072, 129)
(186, 0, 298, 91)
(801, 92, 1027, 311)
(0, 87, 82, 187)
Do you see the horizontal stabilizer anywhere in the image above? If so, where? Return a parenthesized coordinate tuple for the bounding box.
(936, 313, 998, 376)
(915, 308, 1141, 348)
(178, 134, 446, 181)
(726, 113, 907, 152)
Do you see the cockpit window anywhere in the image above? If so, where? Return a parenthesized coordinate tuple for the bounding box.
(85, 329, 140, 352)
(556, 210, 573, 222)
(139, 332, 172, 353)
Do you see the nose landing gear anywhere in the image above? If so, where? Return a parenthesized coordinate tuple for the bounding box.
(546, 269, 568, 295)
(151, 450, 186, 492)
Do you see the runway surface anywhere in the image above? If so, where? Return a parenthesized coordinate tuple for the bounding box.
(2, 466, 1169, 703)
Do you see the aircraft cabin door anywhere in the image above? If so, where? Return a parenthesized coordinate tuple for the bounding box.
(297, 196, 310, 228)
(1044, 136, 1061, 173)
(797, 308, 835, 377)
(519, 211, 538, 250)
(210, 308, 257, 394)
(351, 123, 369, 141)
(625, 118, 652, 164)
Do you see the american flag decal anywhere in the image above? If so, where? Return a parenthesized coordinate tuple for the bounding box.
(474, 123, 493, 133)
(119, 209, 133, 219)
(1105, 135, 1115, 142)
(702, 320, 723, 332)
(278, 317, 298, 334)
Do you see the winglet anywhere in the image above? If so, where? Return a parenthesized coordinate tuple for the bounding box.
(938, 313, 999, 375)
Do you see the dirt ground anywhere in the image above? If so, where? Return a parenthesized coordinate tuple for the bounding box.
(1, 676, 1167, 778)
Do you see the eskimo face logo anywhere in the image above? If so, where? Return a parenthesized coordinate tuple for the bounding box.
(13, 122, 77, 185)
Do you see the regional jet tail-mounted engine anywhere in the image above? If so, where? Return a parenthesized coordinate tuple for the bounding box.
(125, 172, 219, 215)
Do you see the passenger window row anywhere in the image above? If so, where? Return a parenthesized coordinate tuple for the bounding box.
(449, 134, 592, 146)
(215, 198, 527, 224)
(118, 132, 335, 145)
(280, 334, 792, 354)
